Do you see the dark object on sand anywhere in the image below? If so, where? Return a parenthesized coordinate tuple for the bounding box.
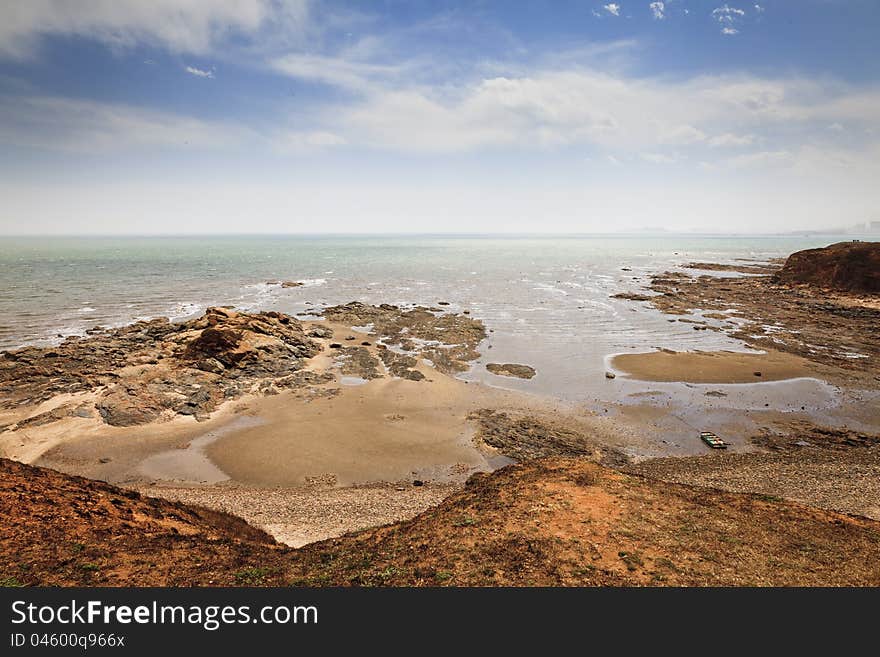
(700, 431, 728, 449)
(771, 241, 880, 294)
(486, 363, 536, 379)
(329, 343, 342, 349)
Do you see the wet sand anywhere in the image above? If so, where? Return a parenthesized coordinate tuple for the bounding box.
(610, 349, 816, 384)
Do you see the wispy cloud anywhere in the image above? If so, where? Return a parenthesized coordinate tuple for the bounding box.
(0, 95, 246, 152)
(0, 0, 309, 59)
(708, 132, 755, 147)
(271, 51, 406, 93)
(185, 65, 214, 79)
(603, 4, 621, 17)
(713, 4, 746, 35)
(649, 2, 665, 20)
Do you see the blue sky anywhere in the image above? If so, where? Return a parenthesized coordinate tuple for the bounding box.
(1, 0, 878, 234)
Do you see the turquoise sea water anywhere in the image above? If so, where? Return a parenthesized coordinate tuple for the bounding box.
(0, 234, 863, 402)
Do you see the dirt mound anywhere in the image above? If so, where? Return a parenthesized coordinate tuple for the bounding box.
(4, 456, 880, 586)
(289, 458, 880, 586)
(0, 458, 288, 586)
(772, 241, 880, 294)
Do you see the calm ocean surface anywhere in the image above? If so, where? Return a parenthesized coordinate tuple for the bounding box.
(0, 234, 859, 401)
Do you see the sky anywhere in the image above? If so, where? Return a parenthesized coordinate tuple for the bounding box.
(0, 0, 879, 235)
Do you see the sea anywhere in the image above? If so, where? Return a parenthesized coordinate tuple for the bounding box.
(0, 234, 862, 404)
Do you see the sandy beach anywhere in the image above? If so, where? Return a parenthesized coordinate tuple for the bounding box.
(610, 348, 816, 383)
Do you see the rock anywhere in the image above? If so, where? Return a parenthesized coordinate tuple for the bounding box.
(437, 301, 450, 306)
(605, 371, 616, 379)
(754, 371, 762, 377)
(771, 241, 880, 294)
(72, 404, 94, 418)
(1, 307, 319, 427)
(611, 292, 652, 301)
(329, 343, 343, 349)
(281, 281, 304, 288)
(307, 326, 333, 339)
(96, 392, 166, 427)
(412, 480, 424, 486)
(486, 363, 536, 379)
(183, 327, 243, 364)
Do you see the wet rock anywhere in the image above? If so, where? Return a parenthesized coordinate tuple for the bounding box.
(281, 281, 304, 288)
(469, 409, 629, 465)
(323, 302, 486, 374)
(378, 350, 425, 381)
(336, 347, 383, 380)
(611, 292, 652, 301)
(486, 363, 536, 379)
(605, 371, 616, 379)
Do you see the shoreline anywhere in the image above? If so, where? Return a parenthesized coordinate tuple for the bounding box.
(2, 250, 879, 548)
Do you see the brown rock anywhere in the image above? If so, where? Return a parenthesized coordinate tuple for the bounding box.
(771, 241, 880, 294)
(486, 363, 536, 379)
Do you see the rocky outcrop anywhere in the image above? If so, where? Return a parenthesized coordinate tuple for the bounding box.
(0, 307, 320, 427)
(322, 302, 486, 374)
(771, 241, 880, 294)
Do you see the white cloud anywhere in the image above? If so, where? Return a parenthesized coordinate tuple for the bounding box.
(708, 132, 755, 147)
(603, 4, 621, 17)
(277, 130, 347, 152)
(712, 4, 746, 19)
(713, 4, 746, 35)
(0, 95, 245, 152)
(723, 150, 792, 169)
(0, 0, 309, 58)
(641, 152, 677, 164)
(649, 2, 665, 20)
(185, 65, 214, 79)
(754, 4, 764, 13)
(311, 67, 880, 163)
(271, 52, 405, 92)
(659, 124, 706, 144)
